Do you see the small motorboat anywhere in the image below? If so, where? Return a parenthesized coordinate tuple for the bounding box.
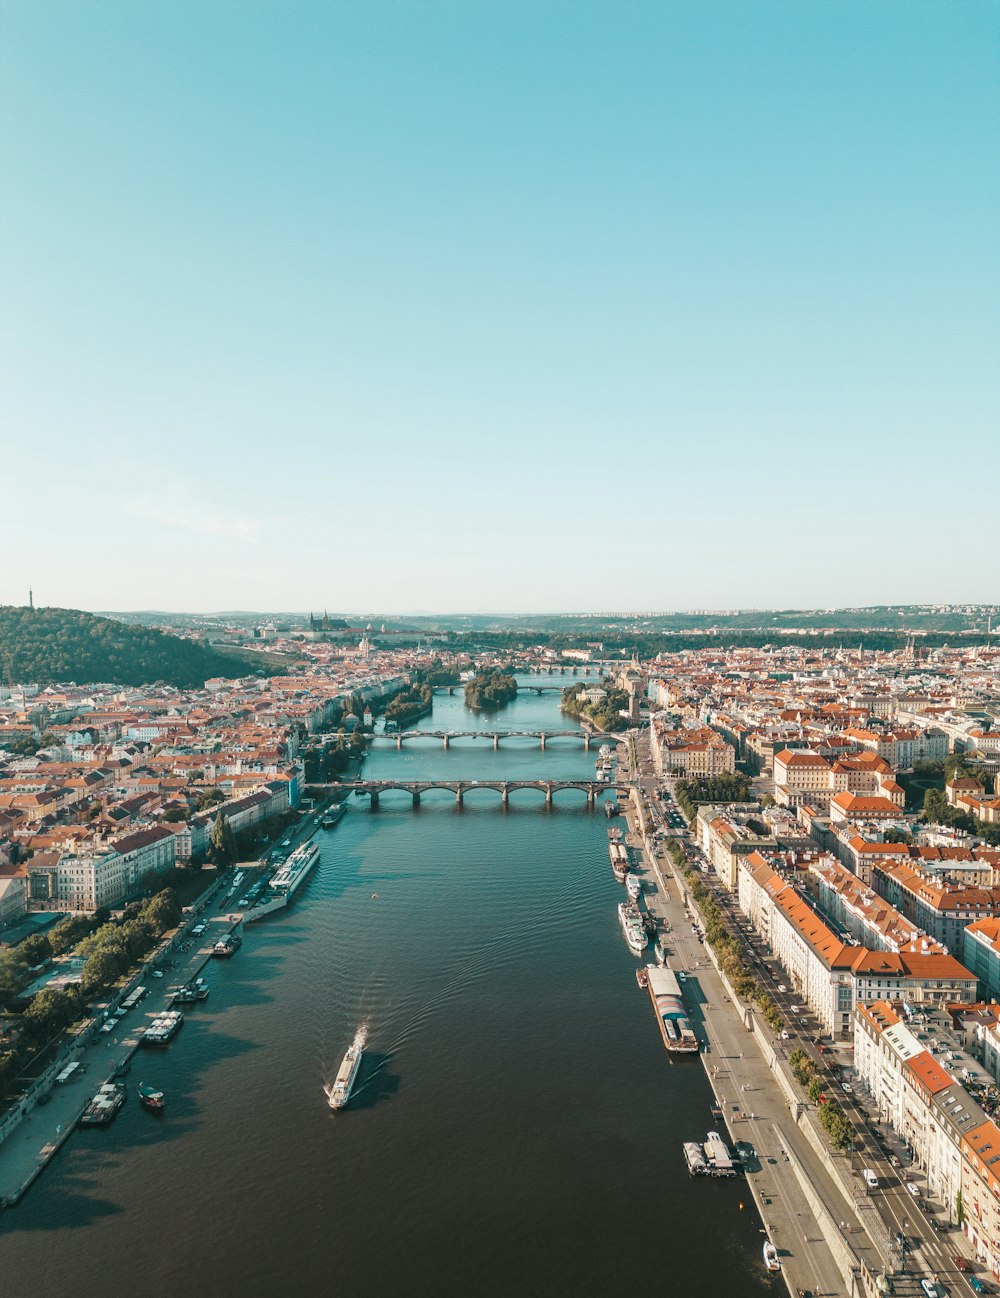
(763, 1241, 780, 1272)
(636, 967, 649, 989)
(138, 1082, 165, 1112)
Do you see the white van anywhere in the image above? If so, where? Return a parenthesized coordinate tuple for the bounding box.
(863, 1169, 879, 1189)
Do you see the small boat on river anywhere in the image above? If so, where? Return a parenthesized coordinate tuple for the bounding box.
(138, 1082, 165, 1112)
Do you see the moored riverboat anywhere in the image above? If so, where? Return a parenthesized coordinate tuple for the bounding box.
(646, 964, 698, 1053)
(321, 802, 348, 831)
(212, 932, 242, 958)
(683, 1141, 708, 1176)
(618, 901, 648, 955)
(79, 1082, 126, 1127)
(141, 1010, 184, 1046)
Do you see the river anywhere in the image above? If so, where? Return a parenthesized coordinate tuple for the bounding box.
(1, 678, 776, 1297)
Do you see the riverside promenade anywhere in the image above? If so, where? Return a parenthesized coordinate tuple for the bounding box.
(624, 799, 886, 1298)
(0, 909, 238, 1208)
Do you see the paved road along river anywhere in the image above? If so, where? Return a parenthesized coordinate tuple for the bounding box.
(1, 678, 778, 1298)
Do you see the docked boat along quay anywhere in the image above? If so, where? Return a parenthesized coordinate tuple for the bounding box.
(0, 679, 777, 1298)
(0, 804, 331, 1210)
(621, 730, 906, 1298)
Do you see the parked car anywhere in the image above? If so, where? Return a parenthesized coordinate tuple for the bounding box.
(841, 1083, 853, 1095)
(906, 1181, 921, 1198)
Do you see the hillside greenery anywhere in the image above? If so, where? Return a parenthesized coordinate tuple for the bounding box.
(0, 605, 255, 689)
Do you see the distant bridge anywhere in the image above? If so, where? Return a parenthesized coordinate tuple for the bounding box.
(433, 683, 566, 695)
(333, 779, 633, 810)
(365, 729, 627, 750)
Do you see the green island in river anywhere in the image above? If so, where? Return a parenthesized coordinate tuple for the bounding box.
(463, 667, 518, 711)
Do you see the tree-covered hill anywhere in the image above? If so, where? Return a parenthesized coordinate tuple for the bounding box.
(0, 606, 257, 688)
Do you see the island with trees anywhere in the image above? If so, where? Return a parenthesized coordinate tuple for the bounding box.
(561, 679, 630, 732)
(384, 682, 434, 727)
(464, 667, 518, 712)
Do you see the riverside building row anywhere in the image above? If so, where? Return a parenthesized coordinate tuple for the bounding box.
(0, 634, 433, 928)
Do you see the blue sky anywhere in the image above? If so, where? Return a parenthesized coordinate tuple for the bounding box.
(2, 0, 997, 613)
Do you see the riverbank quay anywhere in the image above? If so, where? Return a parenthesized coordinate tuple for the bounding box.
(0, 907, 241, 1208)
(626, 744, 982, 1296)
(622, 791, 888, 1298)
(0, 801, 339, 1209)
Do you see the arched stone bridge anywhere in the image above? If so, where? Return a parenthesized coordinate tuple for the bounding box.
(433, 684, 566, 695)
(365, 729, 627, 750)
(336, 779, 633, 810)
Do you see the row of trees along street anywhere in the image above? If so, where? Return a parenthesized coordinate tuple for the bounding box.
(0, 885, 183, 1103)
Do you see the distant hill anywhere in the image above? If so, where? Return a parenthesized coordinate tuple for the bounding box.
(0, 606, 259, 689)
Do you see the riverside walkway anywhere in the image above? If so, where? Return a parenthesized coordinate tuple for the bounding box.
(0, 909, 240, 1208)
(622, 783, 886, 1298)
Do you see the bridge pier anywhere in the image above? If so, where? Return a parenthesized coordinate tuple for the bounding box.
(412, 791, 421, 807)
(545, 784, 553, 808)
(442, 734, 450, 750)
(492, 734, 499, 751)
(455, 786, 464, 806)
(369, 791, 379, 810)
(584, 733, 591, 750)
(396, 735, 403, 750)
(539, 733, 546, 750)
(587, 787, 596, 809)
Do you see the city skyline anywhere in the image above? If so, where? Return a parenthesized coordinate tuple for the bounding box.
(2, 0, 998, 613)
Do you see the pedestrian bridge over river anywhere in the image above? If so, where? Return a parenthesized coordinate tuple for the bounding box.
(333, 779, 633, 809)
(365, 729, 627, 750)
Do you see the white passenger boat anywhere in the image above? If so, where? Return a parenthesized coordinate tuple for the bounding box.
(625, 872, 641, 901)
(618, 902, 648, 954)
(326, 1030, 365, 1111)
(763, 1241, 780, 1271)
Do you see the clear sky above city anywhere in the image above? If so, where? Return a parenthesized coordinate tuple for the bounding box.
(1, 0, 997, 614)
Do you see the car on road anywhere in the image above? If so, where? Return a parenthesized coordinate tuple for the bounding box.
(841, 1083, 853, 1095)
(781, 1031, 790, 1039)
(954, 1258, 971, 1273)
(920, 1280, 940, 1298)
(778, 984, 788, 992)
(906, 1180, 921, 1197)
(967, 1277, 986, 1294)
(790, 1004, 802, 1013)
(863, 1169, 879, 1189)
